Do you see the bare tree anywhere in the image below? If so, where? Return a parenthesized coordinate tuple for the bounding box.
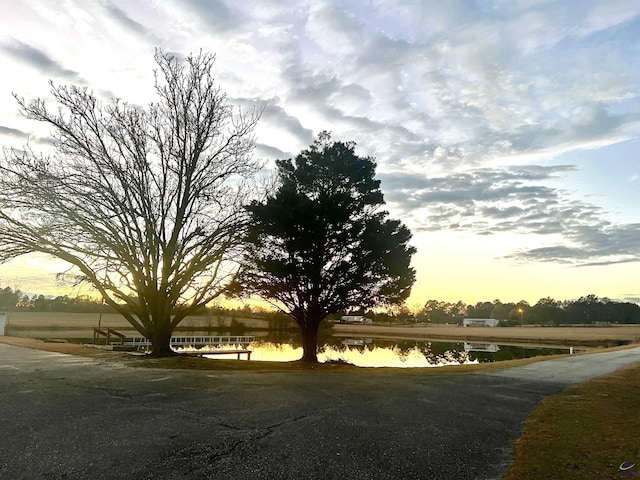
(0, 50, 262, 355)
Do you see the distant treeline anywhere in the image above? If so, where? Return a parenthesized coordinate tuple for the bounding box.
(403, 295, 640, 326)
(1, 287, 638, 325)
(336, 295, 640, 326)
(0, 288, 293, 324)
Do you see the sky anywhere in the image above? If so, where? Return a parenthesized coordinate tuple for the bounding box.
(0, 0, 638, 307)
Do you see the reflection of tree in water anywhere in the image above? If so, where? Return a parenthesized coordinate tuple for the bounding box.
(195, 329, 573, 365)
(314, 337, 569, 364)
(368, 339, 470, 364)
(264, 330, 301, 346)
(469, 345, 568, 363)
(315, 339, 473, 365)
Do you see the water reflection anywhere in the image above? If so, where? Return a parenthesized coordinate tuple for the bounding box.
(174, 333, 575, 367)
(187, 341, 478, 368)
(464, 342, 500, 353)
(320, 344, 476, 368)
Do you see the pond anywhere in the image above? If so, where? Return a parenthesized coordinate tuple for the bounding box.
(176, 332, 575, 368)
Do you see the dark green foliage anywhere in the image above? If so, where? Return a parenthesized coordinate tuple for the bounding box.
(421, 299, 468, 324)
(466, 301, 494, 319)
(239, 133, 416, 361)
(415, 296, 640, 326)
(0, 287, 21, 310)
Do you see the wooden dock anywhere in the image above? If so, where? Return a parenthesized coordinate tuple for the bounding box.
(201, 349, 252, 360)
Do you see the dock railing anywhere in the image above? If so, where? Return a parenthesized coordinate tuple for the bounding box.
(94, 327, 127, 345)
(121, 335, 255, 349)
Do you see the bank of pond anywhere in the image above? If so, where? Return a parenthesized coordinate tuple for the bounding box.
(10, 326, 608, 368)
(177, 332, 580, 367)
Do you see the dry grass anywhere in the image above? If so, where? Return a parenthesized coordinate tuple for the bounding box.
(334, 324, 640, 345)
(5, 312, 640, 345)
(503, 362, 640, 479)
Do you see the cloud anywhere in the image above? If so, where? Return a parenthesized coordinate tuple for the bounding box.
(379, 164, 640, 265)
(261, 104, 315, 146)
(507, 222, 640, 266)
(0, 39, 83, 82)
(1, 0, 637, 271)
(100, 0, 148, 37)
(177, 0, 244, 32)
(380, 165, 577, 216)
(254, 143, 292, 161)
(507, 246, 584, 264)
(167, 0, 639, 178)
(0, 126, 28, 139)
(0, 125, 54, 148)
(622, 295, 640, 304)
(240, 1, 638, 269)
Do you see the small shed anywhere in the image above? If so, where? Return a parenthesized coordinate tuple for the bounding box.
(462, 318, 499, 327)
(339, 315, 373, 324)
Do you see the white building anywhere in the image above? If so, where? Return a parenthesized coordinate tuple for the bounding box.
(464, 342, 500, 352)
(462, 318, 499, 327)
(339, 315, 373, 324)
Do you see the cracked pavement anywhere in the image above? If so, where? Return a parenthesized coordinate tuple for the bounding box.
(1, 343, 639, 479)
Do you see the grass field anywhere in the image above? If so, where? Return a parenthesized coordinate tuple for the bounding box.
(2, 311, 272, 338)
(334, 323, 640, 346)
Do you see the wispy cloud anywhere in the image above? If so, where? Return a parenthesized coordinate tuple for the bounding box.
(0, 0, 638, 271)
(100, 0, 148, 37)
(508, 221, 640, 266)
(1, 39, 83, 82)
(226, 0, 640, 178)
(0, 125, 28, 139)
(379, 164, 639, 265)
(173, 0, 244, 33)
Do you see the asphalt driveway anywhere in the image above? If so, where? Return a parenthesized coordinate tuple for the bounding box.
(1, 343, 639, 479)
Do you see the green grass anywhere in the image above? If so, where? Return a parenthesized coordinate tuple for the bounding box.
(503, 362, 640, 479)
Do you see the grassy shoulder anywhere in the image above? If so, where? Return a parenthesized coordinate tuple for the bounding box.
(503, 361, 640, 480)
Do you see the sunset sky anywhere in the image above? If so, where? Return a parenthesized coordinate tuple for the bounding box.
(0, 1, 638, 307)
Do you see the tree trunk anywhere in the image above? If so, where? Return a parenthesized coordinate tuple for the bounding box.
(149, 328, 174, 356)
(299, 320, 320, 363)
(146, 295, 176, 356)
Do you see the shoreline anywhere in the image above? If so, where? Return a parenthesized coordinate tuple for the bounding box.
(333, 323, 640, 346)
(1, 327, 638, 376)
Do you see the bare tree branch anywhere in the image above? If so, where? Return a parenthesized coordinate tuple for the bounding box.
(0, 49, 263, 355)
